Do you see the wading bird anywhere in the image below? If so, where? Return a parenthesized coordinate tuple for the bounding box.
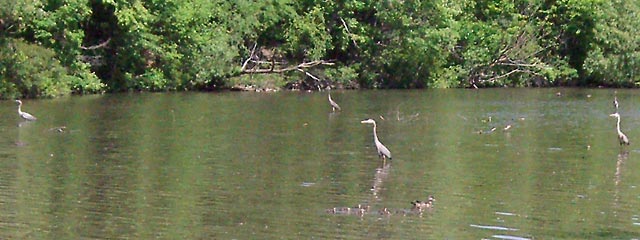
(361, 119, 392, 160)
(15, 100, 37, 121)
(609, 112, 629, 146)
(328, 92, 341, 112)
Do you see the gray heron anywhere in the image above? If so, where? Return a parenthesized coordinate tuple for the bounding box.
(609, 113, 630, 146)
(361, 118, 392, 159)
(328, 92, 341, 112)
(15, 100, 37, 121)
(613, 96, 619, 112)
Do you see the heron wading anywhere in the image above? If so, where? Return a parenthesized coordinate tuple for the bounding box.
(361, 118, 392, 160)
(609, 112, 630, 146)
(15, 100, 37, 121)
(328, 92, 341, 112)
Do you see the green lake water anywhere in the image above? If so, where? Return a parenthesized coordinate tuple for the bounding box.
(0, 88, 639, 239)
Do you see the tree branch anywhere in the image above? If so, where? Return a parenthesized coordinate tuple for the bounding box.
(241, 60, 334, 74)
(339, 17, 359, 49)
(80, 38, 111, 50)
(241, 42, 258, 71)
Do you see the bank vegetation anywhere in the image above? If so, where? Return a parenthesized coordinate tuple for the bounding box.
(0, 0, 638, 98)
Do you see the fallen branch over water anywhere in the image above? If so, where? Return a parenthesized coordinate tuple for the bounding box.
(241, 59, 334, 74)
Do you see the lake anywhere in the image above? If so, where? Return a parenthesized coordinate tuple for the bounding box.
(0, 88, 639, 239)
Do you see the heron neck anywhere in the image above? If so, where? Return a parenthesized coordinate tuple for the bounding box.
(372, 122, 378, 142)
(17, 104, 22, 114)
(616, 116, 623, 135)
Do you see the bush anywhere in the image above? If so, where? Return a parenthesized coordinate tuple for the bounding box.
(0, 39, 71, 98)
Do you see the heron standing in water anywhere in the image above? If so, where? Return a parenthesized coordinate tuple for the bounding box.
(328, 92, 341, 112)
(15, 100, 37, 121)
(609, 113, 629, 146)
(613, 96, 619, 112)
(361, 119, 392, 160)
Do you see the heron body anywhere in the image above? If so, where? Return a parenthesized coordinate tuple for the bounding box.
(610, 113, 629, 145)
(328, 92, 341, 112)
(361, 118, 392, 159)
(15, 100, 37, 121)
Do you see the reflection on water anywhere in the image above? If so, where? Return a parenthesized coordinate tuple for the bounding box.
(0, 89, 639, 239)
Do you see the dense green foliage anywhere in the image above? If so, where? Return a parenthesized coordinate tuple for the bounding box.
(0, 0, 638, 98)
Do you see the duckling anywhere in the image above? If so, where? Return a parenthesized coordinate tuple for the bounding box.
(411, 195, 435, 211)
(325, 207, 338, 214)
(354, 204, 370, 212)
(377, 207, 392, 215)
(410, 201, 431, 210)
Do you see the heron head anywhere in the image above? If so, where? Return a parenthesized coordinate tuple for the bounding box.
(609, 113, 620, 118)
(15, 100, 21, 104)
(360, 119, 376, 124)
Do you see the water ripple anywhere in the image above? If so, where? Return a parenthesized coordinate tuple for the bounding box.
(469, 224, 519, 231)
(300, 182, 316, 187)
(495, 211, 518, 216)
(492, 234, 531, 240)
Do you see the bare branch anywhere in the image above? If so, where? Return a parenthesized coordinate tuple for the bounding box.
(80, 38, 111, 50)
(496, 62, 545, 68)
(241, 60, 334, 74)
(339, 17, 359, 49)
(250, 60, 287, 65)
(297, 68, 321, 81)
(241, 42, 258, 71)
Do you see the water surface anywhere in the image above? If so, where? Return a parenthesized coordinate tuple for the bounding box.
(0, 89, 639, 239)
